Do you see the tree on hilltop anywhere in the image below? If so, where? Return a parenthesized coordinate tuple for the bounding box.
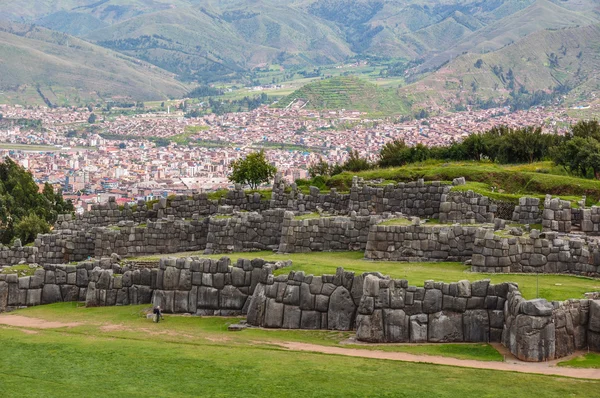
(229, 151, 277, 189)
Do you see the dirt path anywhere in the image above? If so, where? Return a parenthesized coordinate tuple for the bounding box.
(276, 342, 600, 380)
(0, 315, 80, 329)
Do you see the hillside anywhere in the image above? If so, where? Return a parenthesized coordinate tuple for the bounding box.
(0, 22, 188, 106)
(0, 0, 597, 82)
(417, 0, 600, 73)
(275, 76, 411, 115)
(402, 23, 600, 110)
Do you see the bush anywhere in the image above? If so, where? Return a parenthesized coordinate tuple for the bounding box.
(14, 214, 50, 245)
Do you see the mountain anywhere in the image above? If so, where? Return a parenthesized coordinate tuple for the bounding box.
(0, 22, 188, 106)
(276, 76, 411, 115)
(0, 0, 597, 83)
(401, 23, 600, 110)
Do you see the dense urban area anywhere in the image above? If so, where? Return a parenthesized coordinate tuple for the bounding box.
(0, 102, 582, 214)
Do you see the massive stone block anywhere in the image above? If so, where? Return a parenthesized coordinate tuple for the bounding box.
(428, 311, 463, 342)
(383, 309, 409, 342)
(463, 310, 489, 342)
(328, 286, 356, 330)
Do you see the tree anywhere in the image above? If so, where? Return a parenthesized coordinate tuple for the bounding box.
(379, 139, 409, 167)
(0, 159, 73, 243)
(229, 151, 277, 189)
(14, 213, 50, 245)
(341, 150, 372, 172)
(308, 158, 332, 178)
(88, 113, 97, 124)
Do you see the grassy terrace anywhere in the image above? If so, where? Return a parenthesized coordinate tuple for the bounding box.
(327, 161, 600, 205)
(1, 304, 598, 397)
(129, 251, 600, 302)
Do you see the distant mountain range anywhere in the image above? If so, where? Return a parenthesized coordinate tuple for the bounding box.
(0, 0, 599, 108)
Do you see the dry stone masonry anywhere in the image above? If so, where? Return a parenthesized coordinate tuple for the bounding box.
(512, 197, 541, 225)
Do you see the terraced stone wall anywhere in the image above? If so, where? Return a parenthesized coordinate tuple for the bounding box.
(93, 217, 210, 258)
(278, 212, 383, 253)
(204, 210, 286, 254)
(364, 224, 481, 262)
(471, 229, 600, 275)
(246, 267, 363, 330)
(439, 190, 496, 224)
(355, 275, 507, 344)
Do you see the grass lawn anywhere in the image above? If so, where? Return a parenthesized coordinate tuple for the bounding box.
(558, 353, 600, 368)
(343, 343, 504, 362)
(1, 304, 599, 397)
(130, 251, 600, 302)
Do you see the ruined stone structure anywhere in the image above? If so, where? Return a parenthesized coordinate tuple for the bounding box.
(365, 224, 479, 262)
(471, 229, 600, 275)
(542, 196, 572, 233)
(355, 275, 506, 344)
(512, 197, 541, 225)
(3, 255, 600, 363)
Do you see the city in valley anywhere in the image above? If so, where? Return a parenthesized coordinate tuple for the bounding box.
(0, 102, 582, 213)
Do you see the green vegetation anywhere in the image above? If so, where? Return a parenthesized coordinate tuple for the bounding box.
(378, 218, 412, 226)
(0, 264, 40, 277)
(132, 251, 600, 302)
(294, 212, 322, 220)
(558, 353, 600, 368)
(275, 76, 411, 116)
(344, 343, 504, 362)
(1, 303, 598, 397)
(326, 161, 600, 204)
(0, 159, 73, 244)
(229, 150, 277, 190)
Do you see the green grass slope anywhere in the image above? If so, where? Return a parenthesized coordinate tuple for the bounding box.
(328, 161, 600, 205)
(0, 22, 188, 105)
(275, 76, 411, 115)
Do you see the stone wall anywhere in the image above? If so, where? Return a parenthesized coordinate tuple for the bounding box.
(204, 210, 286, 254)
(149, 257, 290, 315)
(512, 197, 541, 225)
(471, 229, 600, 275)
(502, 286, 590, 362)
(355, 275, 507, 343)
(277, 212, 383, 253)
(93, 217, 210, 258)
(364, 224, 480, 262)
(581, 206, 600, 235)
(0, 241, 38, 266)
(0, 258, 121, 312)
(246, 267, 361, 330)
(542, 196, 572, 233)
(348, 178, 449, 218)
(439, 190, 496, 224)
